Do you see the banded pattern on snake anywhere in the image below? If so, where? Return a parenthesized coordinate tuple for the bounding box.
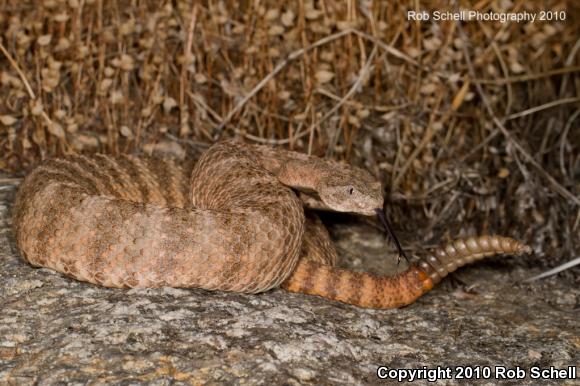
(12, 141, 531, 308)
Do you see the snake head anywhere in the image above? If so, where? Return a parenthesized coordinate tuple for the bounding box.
(317, 174, 383, 216)
(316, 168, 408, 262)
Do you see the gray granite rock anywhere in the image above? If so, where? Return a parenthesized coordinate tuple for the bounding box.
(0, 176, 578, 385)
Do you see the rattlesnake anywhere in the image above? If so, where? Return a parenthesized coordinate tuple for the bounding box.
(12, 141, 531, 308)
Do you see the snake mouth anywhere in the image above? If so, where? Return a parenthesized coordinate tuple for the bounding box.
(374, 208, 409, 263)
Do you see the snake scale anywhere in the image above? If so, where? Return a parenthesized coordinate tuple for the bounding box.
(12, 141, 531, 308)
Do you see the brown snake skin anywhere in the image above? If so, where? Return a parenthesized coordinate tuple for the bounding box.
(12, 141, 532, 308)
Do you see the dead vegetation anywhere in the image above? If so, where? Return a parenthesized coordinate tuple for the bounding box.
(0, 0, 578, 268)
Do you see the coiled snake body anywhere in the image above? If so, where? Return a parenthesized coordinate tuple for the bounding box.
(12, 141, 531, 308)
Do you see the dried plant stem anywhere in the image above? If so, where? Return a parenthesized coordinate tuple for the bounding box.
(325, 46, 378, 157)
(213, 26, 419, 140)
(213, 29, 355, 139)
(459, 129, 500, 161)
(187, 90, 222, 123)
(0, 177, 22, 184)
(392, 94, 447, 191)
(350, 29, 418, 67)
(490, 41, 513, 116)
(559, 109, 580, 179)
(504, 97, 580, 121)
(179, 4, 199, 136)
(0, 42, 36, 99)
(523, 256, 580, 282)
(0, 41, 56, 133)
(559, 38, 580, 96)
(460, 29, 580, 207)
(473, 65, 580, 84)
(314, 87, 409, 113)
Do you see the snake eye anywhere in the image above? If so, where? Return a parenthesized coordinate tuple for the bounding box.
(348, 187, 354, 195)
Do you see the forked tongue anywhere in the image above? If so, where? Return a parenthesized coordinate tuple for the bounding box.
(374, 208, 409, 264)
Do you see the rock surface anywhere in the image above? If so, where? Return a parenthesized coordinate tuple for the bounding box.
(0, 175, 578, 385)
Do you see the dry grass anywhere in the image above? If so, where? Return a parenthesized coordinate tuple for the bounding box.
(0, 0, 578, 267)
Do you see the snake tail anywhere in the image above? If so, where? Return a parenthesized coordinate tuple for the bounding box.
(282, 235, 532, 309)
